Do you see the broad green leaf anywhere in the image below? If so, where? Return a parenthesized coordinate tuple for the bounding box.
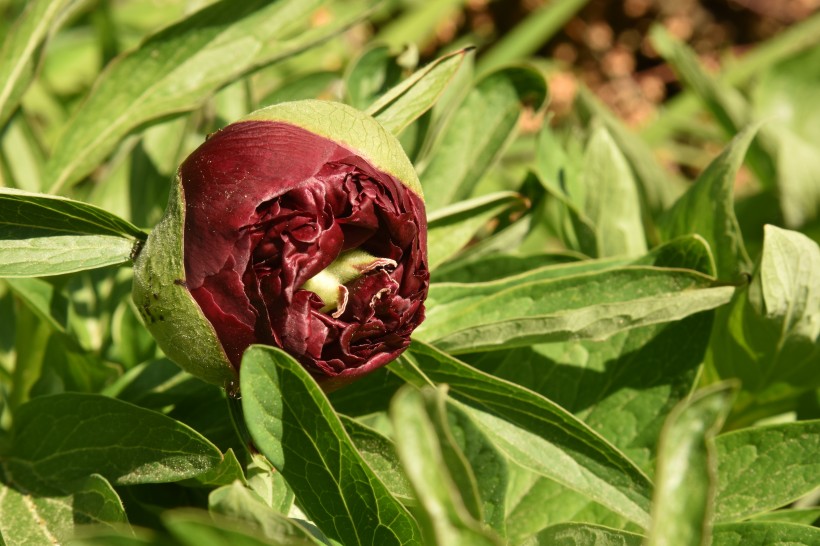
(419, 65, 547, 211)
(3, 393, 223, 489)
(240, 345, 421, 546)
(390, 387, 502, 546)
(530, 522, 644, 546)
(504, 467, 636, 544)
(477, 0, 588, 73)
(715, 420, 820, 522)
(340, 415, 415, 503)
(659, 127, 756, 280)
(427, 191, 525, 271)
(766, 124, 820, 228)
(368, 47, 471, 136)
(245, 454, 294, 515)
(46, 0, 372, 192)
(582, 126, 646, 258)
(163, 509, 306, 546)
(574, 86, 685, 213)
(0, 0, 74, 128)
(208, 482, 322, 545)
(646, 384, 735, 546)
(393, 342, 654, 529)
(187, 448, 246, 488)
(478, 311, 713, 474)
(0, 474, 126, 546)
(415, 266, 734, 353)
(709, 226, 820, 421)
(712, 521, 820, 546)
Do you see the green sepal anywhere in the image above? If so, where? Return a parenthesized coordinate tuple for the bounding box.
(241, 100, 424, 199)
(132, 175, 236, 387)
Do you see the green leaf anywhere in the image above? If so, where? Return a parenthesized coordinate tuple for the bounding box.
(0, 233, 134, 278)
(530, 522, 644, 546)
(163, 509, 306, 546)
(478, 311, 714, 474)
(419, 65, 547, 211)
(0, 474, 127, 546)
(3, 393, 223, 489)
(340, 416, 415, 503)
(347, 44, 405, 110)
(209, 482, 322, 545)
(187, 448, 246, 488)
(504, 469, 637, 544)
(432, 252, 581, 283)
(659, 126, 756, 280)
(46, 0, 372, 192)
(415, 266, 734, 354)
(646, 384, 735, 546)
(393, 342, 654, 529)
(749, 508, 820, 526)
(715, 420, 820, 522)
(0, 0, 74, 128)
(712, 521, 820, 546)
(240, 345, 421, 546)
(708, 226, 820, 421)
(368, 47, 471, 136)
(575, 86, 685, 213)
(649, 25, 777, 186)
(582, 126, 646, 258)
(427, 191, 525, 271)
(390, 387, 503, 546)
(0, 188, 144, 240)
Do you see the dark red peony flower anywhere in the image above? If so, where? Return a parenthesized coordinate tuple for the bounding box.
(133, 100, 428, 390)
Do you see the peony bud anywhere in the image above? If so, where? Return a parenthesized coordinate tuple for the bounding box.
(133, 100, 428, 390)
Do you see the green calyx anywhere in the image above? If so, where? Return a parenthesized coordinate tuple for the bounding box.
(132, 177, 236, 387)
(240, 100, 424, 199)
(301, 249, 397, 314)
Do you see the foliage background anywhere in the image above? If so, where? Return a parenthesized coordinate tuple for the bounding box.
(0, 1, 818, 545)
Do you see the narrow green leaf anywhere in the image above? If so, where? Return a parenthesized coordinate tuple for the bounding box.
(0, 188, 144, 240)
(477, 0, 588, 73)
(646, 384, 735, 546)
(659, 127, 756, 280)
(3, 393, 223, 489)
(209, 482, 322, 545)
(712, 521, 820, 546)
(240, 345, 421, 546)
(46, 0, 372, 192)
(749, 508, 820, 526)
(393, 342, 654, 529)
(0, 234, 134, 277)
(427, 191, 525, 271)
(582, 126, 646, 258)
(416, 266, 734, 354)
(530, 522, 644, 546)
(715, 420, 820, 522)
(709, 226, 820, 419)
(368, 47, 471, 136)
(0, 474, 126, 546)
(0, 0, 74, 128)
(390, 387, 502, 546)
(649, 25, 777, 186)
(419, 65, 547, 211)
(432, 252, 581, 283)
